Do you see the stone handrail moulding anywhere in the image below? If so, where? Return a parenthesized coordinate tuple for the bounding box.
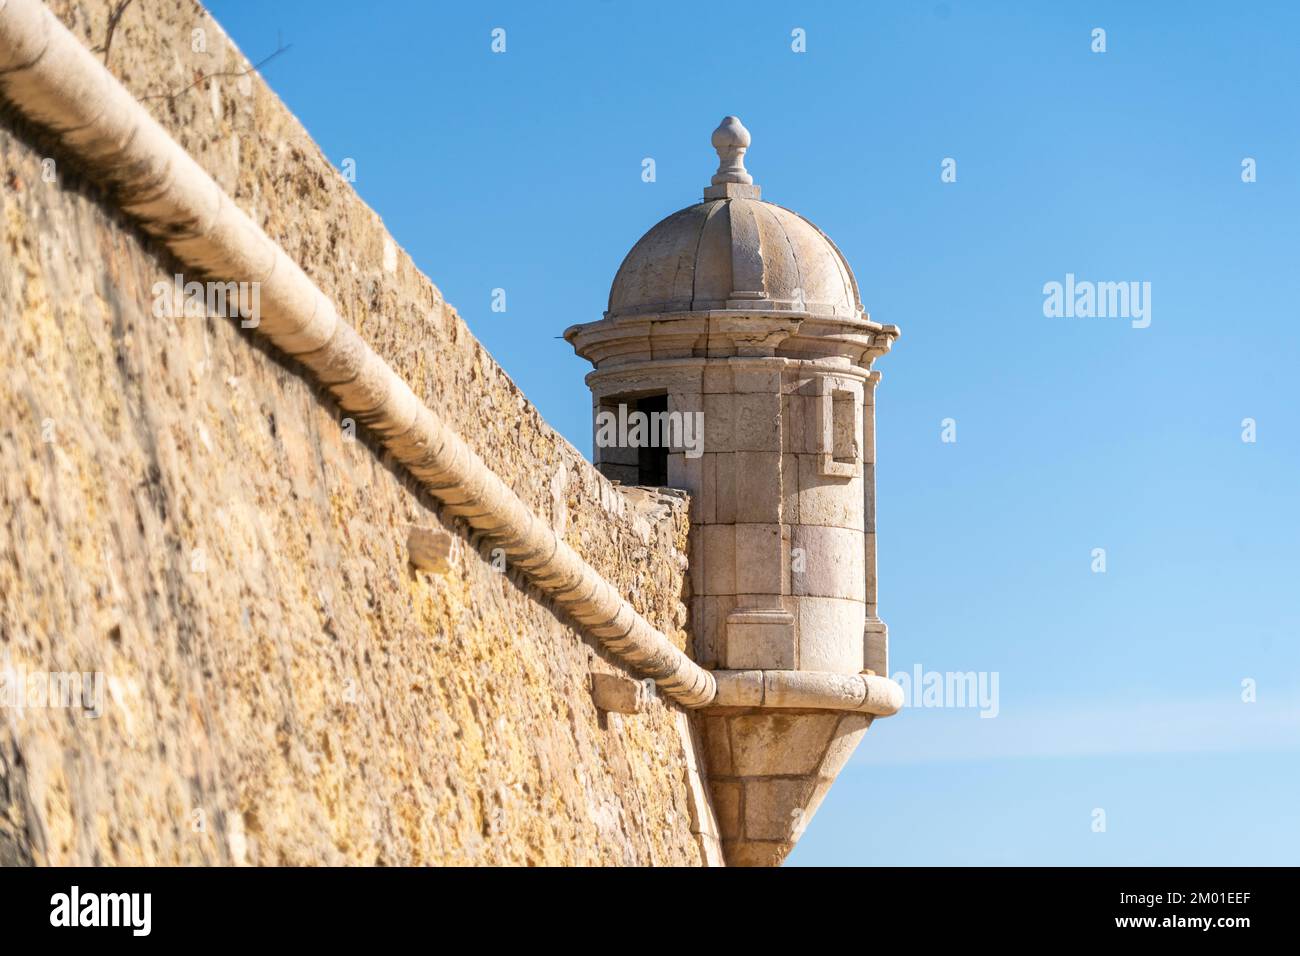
(710, 670, 902, 716)
(0, 0, 905, 719)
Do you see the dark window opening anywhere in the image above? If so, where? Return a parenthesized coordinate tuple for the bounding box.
(637, 394, 669, 487)
(595, 392, 670, 487)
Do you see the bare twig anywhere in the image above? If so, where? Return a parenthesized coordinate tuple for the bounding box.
(90, 0, 134, 65)
(139, 39, 292, 103)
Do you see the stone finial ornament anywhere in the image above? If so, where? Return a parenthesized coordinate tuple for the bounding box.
(710, 115, 753, 185)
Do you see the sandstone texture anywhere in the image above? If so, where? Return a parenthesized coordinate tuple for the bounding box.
(0, 0, 708, 865)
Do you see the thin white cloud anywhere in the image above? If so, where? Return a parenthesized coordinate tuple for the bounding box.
(855, 695, 1300, 765)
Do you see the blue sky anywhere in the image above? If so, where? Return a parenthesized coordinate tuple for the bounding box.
(207, 0, 1300, 865)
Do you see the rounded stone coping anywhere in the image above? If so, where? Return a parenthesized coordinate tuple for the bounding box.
(0, 0, 717, 709)
(709, 670, 903, 716)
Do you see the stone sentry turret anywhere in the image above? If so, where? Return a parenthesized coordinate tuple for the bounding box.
(566, 117, 900, 865)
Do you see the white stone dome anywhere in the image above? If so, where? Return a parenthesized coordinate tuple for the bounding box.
(607, 197, 863, 320)
(606, 116, 862, 321)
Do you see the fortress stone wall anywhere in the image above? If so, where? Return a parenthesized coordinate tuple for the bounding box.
(0, 0, 714, 865)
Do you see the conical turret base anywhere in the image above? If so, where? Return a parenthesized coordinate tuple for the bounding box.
(698, 710, 873, 866)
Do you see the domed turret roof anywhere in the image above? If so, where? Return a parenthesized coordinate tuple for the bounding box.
(606, 116, 863, 321)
